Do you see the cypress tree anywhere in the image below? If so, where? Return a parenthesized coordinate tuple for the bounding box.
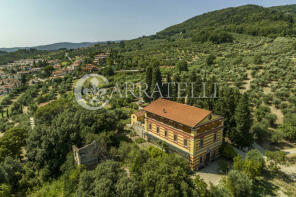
(171, 73, 181, 101)
(234, 93, 253, 148)
(150, 67, 163, 100)
(178, 73, 187, 103)
(144, 66, 153, 102)
(213, 87, 239, 139)
(163, 73, 171, 99)
(187, 70, 197, 105)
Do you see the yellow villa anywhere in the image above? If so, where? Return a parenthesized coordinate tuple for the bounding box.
(131, 98, 224, 170)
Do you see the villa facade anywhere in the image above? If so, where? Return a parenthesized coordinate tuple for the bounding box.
(131, 98, 224, 170)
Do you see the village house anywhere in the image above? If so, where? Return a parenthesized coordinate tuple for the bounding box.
(93, 53, 109, 65)
(0, 71, 8, 79)
(71, 59, 81, 70)
(83, 64, 97, 72)
(65, 66, 74, 73)
(131, 98, 224, 170)
(19, 65, 32, 71)
(52, 70, 65, 77)
(29, 78, 42, 86)
(31, 67, 41, 74)
(0, 78, 21, 95)
(17, 70, 33, 77)
(13, 59, 36, 66)
(50, 69, 65, 80)
(53, 64, 61, 69)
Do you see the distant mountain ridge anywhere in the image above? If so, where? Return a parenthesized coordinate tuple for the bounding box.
(0, 42, 100, 52)
(270, 4, 296, 15)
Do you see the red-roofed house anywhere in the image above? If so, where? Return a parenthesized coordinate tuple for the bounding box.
(132, 98, 224, 170)
(83, 64, 97, 72)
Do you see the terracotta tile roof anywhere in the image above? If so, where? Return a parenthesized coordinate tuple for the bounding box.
(143, 98, 212, 127)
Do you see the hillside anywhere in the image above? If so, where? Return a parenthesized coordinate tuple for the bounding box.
(157, 4, 296, 38)
(0, 42, 98, 52)
(271, 4, 296, 16)
(1, 3, 296, 197)
(89, 4, 296, 128)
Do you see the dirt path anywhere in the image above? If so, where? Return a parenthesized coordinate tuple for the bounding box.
(263, 87, 271, 94)
(270, 105, 284, 124)
(282, 148, 296, 155)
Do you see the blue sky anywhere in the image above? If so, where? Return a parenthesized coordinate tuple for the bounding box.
(1, 0, 296, 47)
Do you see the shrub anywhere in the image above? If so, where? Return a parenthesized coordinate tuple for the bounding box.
(129, 131, 137, 137)
(193, 175, 208, 197)
(224, 170, 253, 197)
(218, 160, 230, 174)
(245, 149, 265, 169)
(254, 54, 263, 64)
(176, 60, 188, 72)
(206, 54, 216, 66)
(270, 130, 284, 144)
(233, 154, 264, 179)
(0, 184, 11, 197)
(265, 151, 287, 175)
(222, 144, 237, 160)
(135, 138, 146, 144)
(252, 122, 269, 143)
(265, 114, 277, 127)
(280, 122, 296, 141)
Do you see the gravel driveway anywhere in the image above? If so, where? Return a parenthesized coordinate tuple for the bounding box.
(195, 160, 225, 186)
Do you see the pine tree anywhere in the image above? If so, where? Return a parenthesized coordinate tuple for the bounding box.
(150, 67, 163, 100)
(234, 93, 253, 148)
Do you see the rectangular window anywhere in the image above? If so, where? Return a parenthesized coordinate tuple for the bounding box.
(200, 139, 203, 148)
(174, 134, 177, 142)
(214, 133, 217, 142)
(165, 130, 168, 138)
(148, 124, 152, 130)
(184, 139, 187, 147)
(200, 156, 203, 164)
(156, 127, 159, 134)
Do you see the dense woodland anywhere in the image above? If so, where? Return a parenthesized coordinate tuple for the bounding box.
(0, 4, 296, 197)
